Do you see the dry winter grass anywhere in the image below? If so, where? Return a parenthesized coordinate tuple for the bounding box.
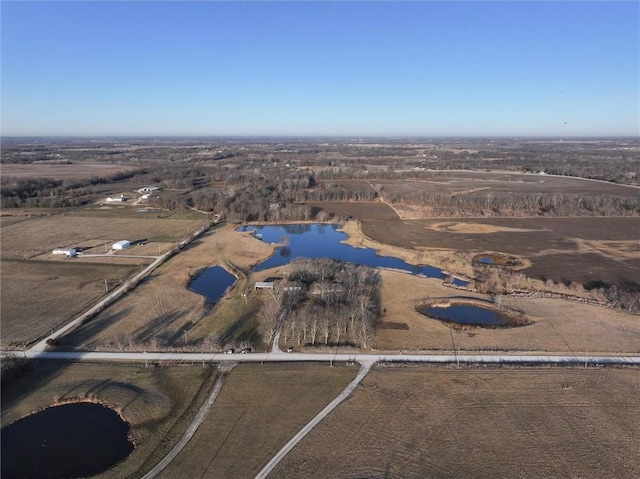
(0, 260, 138, 348)
(158, 362, 357, 479)
(1, 361, 216, 479)
(0, 209, 203, 260)
(375, 270, 640, 354)
(59, 225, 274, 350)
(271, 366, 640, 479)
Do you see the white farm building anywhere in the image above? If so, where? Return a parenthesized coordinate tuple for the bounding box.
(52, 248, 77, 257)
(112, 240, 131, 250)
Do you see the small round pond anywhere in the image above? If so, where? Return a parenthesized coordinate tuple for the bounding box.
(189, 266, 237, 303)
(1, 402, 134, 479)
(418, 303, 508, 326)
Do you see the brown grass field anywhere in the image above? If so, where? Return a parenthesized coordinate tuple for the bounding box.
(376, 171, 640, 199)
(0, 163, 137, 180)
(1, 361, 216, 479)
(158, 362, 358, 479)
(271, 366, 640, 479)
(0, 260, 139, 348)
(305, 202, 400, 220)
(58, 225, 275, 350)
(0, 209, 205, 260)
(375, 270, 640, 354)
(360, 217, 640, 285)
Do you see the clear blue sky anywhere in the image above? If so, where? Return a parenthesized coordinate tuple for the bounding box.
(2, 1, 638, 137)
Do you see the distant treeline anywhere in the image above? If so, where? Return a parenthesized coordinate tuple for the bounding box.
(0, 169, 145, 208)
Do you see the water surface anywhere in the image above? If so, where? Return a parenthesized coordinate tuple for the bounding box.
(239, 224, 467, 286)
(189, 266, 236, 303)
(419, 304, 507, 326)
(1, 402, 133, 479)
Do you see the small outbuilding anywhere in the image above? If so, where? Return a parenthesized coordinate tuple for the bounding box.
(138, 186, 160, 194)
(112, 240, 131, 250)
(52, 248, 77, 257)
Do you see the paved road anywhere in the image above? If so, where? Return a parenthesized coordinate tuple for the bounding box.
(141, 362, 236, 479)
(8, 349, 640, 365)
(255, 359, 374, 479)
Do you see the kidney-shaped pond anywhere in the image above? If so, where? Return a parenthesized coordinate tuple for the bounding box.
(418, 303, 508, 326)
(239, 224, 467, 286)
(1, 402, 134, 479)
(189, 266, 237, 303)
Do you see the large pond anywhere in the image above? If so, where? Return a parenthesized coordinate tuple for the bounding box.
(189, 265, 237, 303)
(238, 224, 467, 286)
(418, 304, 508, 326)
(1, 402, 134, 479)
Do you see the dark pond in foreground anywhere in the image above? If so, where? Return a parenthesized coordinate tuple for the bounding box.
(189, 265, 237, 303)
(238, 224, 468, 286)
(419, 304, 507, 326)
(1, 402, 133, 479)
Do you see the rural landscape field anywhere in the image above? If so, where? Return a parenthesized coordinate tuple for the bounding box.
(1, 137, 639, 478)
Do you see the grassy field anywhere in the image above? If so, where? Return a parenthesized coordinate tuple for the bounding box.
(0, 163, 138, 180)
(0, 260, 139, 348)
(376, 172, 640, 200)
(305, 202, 400, 220)
(375, 270, 640, 354)
(1, 361, 217, 479)
(360, 217, 640, 285)
(0, 209, 204, 260)
(59, 225, 275, 351)
(158, 362, 358, 479)
(271, 366, 640, 479)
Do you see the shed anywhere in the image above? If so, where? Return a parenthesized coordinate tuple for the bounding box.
(138, 186, 160, 194)
(52, 248, 77, 257)
(112, 240, 131, 250)
(254, 281, 274, 290)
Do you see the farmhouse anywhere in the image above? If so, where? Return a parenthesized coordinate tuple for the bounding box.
(138, 186, 160, 194)
(52, 248, 77, 257)
(112, 240, 131, 250)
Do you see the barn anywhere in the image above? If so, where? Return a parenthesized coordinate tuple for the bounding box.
(112, 240, 131, 250)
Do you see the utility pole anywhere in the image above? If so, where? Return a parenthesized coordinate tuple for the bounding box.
(104, 278, 109, 294)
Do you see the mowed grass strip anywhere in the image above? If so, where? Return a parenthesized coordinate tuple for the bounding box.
(1, 362, 217, 479)
(0, 260, 138, 348)
(271, 366, 640, 479)
(157, 362, 358, 479)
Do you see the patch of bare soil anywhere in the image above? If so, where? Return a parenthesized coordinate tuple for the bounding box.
(427, 221, 537, 234)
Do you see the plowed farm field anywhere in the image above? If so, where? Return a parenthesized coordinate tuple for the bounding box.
(271, 366, 640, 479)
(361, 217, 640, 285)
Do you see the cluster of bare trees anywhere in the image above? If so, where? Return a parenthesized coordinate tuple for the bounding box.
(382, 191, 640, 217)
(255, 258, 381, 349)
(294, 184, 378, 203)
